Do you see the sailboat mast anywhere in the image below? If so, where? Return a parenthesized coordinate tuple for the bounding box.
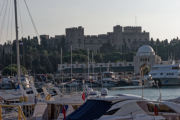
(87, 49, 89, 82)
(92, 52, 94, 78)
(61, 48, 64, 91)
(71, 46, 72, 81)
(14, 0, 21, 83)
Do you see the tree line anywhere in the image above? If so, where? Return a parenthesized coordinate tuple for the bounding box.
(0, 36, 180, 74)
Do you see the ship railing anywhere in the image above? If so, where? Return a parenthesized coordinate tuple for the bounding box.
(0, 104, 26, 120)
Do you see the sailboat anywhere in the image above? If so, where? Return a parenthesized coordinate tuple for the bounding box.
(98, 63, 119, 87)
(0, 1, 84, 119)
(0, 0, 45, 119)
(0, 0, 39, 104)
(41, 46, 84, 120)
(84, 50, 100, 88)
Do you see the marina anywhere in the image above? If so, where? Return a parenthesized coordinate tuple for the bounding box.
(0, 0, 180, 119)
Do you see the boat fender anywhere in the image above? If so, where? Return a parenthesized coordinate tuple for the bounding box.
(154, 104, 159, 116)
(45, 94, 51, 101)
(19, 96, 28, 102)
(82, 92, 86, 101)
(24, 96, 28, 102)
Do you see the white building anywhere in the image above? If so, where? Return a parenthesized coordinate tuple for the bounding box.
(134, 45, 162, 74)
(58, 62, 134, 72)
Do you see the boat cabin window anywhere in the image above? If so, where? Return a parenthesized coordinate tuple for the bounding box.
(147, 103, 176, 113)
(152, 67, 158, 70)
(151, 73, 157, 76)
(172, 66, 180, 70)
(26, 90, 34, 94)
(48, 89, 57, 96)
(104, 108, 120, 115)
(104, 73, 113, 78)
(0, 81, 17, 90)
(167, 73, 174, 75)
(37, 88, 43, 93)
(52, 90, 57, 95)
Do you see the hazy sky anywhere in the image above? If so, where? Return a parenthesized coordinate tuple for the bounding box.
(0, 0, 180, 43)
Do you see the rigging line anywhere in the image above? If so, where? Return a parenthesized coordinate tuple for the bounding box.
(23, 0, 40, 42)
(8, 36, 13, 76)
(0, 0, 9, 42)
(0, 0, 6, 17)
(10, 0, 14, 42)
(6, 0, 12, 41)
(17, 0, 24, 37)
(0, 0, 7, 29)
(0, 0, 6, 31)
(0, 0, 7, 30)
(10, 0, 14, 76)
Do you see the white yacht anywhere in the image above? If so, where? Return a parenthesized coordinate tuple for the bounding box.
(100, 71, 119, 87)
(0, 75, 38, 103)
(66, 93, 180, 120)
(149, 64, 180, 86)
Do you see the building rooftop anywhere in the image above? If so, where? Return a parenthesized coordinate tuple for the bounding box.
(136, 45, 155, 56)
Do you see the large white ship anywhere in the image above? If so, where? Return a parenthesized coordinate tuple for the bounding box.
(149, 64, 180, 86)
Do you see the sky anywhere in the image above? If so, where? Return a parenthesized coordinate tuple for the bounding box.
(0, 0, 180, 43)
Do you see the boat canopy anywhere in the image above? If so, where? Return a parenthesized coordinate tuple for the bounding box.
(66, 99, 112, 120)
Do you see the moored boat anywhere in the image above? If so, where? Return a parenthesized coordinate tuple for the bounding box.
(149, 64, 180, 86)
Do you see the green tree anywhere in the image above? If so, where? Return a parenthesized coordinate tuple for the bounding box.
(2, 64, 28, 76)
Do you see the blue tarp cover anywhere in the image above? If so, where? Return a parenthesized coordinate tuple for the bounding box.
(66, 100, 112, 120)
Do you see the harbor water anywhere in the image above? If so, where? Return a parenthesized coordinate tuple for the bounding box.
(109, 86, 180, 100)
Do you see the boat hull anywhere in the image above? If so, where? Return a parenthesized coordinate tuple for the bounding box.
(153, 78, 180, 86)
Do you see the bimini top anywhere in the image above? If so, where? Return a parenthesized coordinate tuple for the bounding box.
(136, 45, 155, 56)
(66, 99, 112, 120)
(66, 94, 144, 120)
